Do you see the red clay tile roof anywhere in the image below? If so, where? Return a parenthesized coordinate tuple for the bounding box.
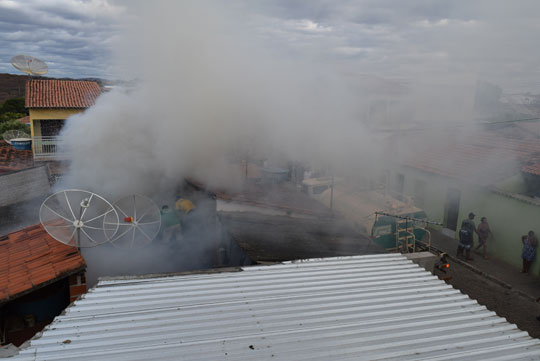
(522, 161, 540, 176)
(0, 140, 33, 173)
(17, 115, 30, 124)
(392, 129, 540, 185)
(25, 79, 101, 108)
(0, 223, 86, 303)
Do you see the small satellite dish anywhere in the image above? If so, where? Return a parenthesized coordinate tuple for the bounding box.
(3, 130, 30, 145)
(11, 55, 48, 76)
(105, 194, 162, 248)
(40, 190, 119, 248)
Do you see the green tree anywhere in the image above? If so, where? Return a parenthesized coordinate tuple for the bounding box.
(0, 112, 26, 123)
(0, 97, 27, 115)
(0, 120, 30, 139)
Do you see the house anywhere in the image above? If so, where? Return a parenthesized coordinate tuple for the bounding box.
(10, 254, 540, 360)
(25, 79, 101, 161)
(381, 126, 540, 273)
(0, 224, 86, 347)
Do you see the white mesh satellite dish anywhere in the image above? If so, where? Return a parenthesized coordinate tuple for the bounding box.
(105, 194, 162, 248)
(11, 55, 48, 76)
(40, 189, 119, 248)
(3, 129, 30, 145)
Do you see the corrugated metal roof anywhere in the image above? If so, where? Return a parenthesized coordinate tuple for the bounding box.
(14, 254, 540, 360)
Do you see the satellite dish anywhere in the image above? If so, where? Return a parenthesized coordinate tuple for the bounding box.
(40, 190, 119, 248)
(3, 129, 30, 145)
(105, 194, 162, 248)
(11, 55, 48, 76)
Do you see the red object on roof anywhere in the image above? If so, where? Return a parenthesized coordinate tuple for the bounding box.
(25, 79, 101, 108)
(0, 223, 86, 303)
(0, 140, 33, 173)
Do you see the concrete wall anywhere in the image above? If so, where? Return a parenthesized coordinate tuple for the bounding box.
(0, 166, 51, 207)
(386, 164, 540, 274)
(387, 166, 449, 226)
(459, 187, 540, 274)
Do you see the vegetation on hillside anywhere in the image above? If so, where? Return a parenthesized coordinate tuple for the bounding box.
(0, 97, 27, 117)
(0, 97, 29, 139)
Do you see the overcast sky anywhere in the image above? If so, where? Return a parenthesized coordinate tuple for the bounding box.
(1, 0, 539, 93)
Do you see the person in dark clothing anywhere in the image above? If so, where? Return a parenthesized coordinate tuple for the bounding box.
(457, 212, 477, 261)
(521, 230, 538, 273)
(475, 217, 492, 259)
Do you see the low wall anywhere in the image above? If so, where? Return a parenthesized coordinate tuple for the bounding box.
(0, 166, 50, 207)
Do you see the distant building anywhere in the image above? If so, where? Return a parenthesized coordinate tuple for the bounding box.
(25, 79, 101, 161)
(0, 224, 86, 347)
(15, 116, 30, 126)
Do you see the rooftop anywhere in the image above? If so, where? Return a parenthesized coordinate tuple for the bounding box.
(392, 128, 540, 185)
(0, 140, 33, 174)
(25, 79, 101, 109)
(0, 223, 86, 304)
(13, 254, 540, 360)
(16, 115, 30, 125)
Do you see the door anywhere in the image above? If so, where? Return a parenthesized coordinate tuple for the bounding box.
(445, 187, 461, 231)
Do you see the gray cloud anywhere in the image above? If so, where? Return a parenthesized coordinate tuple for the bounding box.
(0, 0, 539, 93)
(0, 0, 124, 78)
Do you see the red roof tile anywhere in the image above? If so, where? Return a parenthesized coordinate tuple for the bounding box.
(392, 129, 540, 185)
(522, 163, 540, 176)
(0, 224, 86, 303)
(0, 140, 33, 173)
(25, 79, 101, 108)
(17, 115, 30, 125)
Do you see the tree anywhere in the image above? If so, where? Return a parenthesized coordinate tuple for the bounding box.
(0, 112, 26, 123)
(0, 97, 27, 115)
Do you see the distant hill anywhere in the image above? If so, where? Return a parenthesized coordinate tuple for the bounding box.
(0, 73, 26, 103)
(0, 73, 112, 105)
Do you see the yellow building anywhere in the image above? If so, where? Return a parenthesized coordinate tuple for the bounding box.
(25, 79, 101, 161)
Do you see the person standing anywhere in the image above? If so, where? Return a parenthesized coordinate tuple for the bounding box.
(521, 230, 538, 273)
(457, 212, 478, 261)
(475, 217, 492, 259)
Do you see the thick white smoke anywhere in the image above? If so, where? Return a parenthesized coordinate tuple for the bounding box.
(58, 1, 375, 198)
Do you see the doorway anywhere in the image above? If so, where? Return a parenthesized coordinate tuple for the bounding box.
(445, 187, 461, 231)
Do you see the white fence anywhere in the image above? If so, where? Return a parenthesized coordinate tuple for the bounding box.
(32, 136, 67, 161)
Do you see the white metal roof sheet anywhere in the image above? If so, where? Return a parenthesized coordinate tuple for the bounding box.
(13, 253, 540, 360)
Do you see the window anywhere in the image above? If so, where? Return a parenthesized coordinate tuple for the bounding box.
(40, 119, 65, 137)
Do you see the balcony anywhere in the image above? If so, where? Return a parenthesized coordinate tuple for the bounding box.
(32, 136, 69, 161)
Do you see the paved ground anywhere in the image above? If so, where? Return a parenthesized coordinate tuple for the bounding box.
(426, 230, 540, 339)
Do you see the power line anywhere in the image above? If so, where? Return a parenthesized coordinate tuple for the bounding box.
(371, 116, 540, 133)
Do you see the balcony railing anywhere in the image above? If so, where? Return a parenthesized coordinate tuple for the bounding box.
(32, 136, 68, 161)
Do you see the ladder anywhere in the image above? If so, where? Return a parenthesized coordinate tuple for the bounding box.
(395, 218, 416, 253)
